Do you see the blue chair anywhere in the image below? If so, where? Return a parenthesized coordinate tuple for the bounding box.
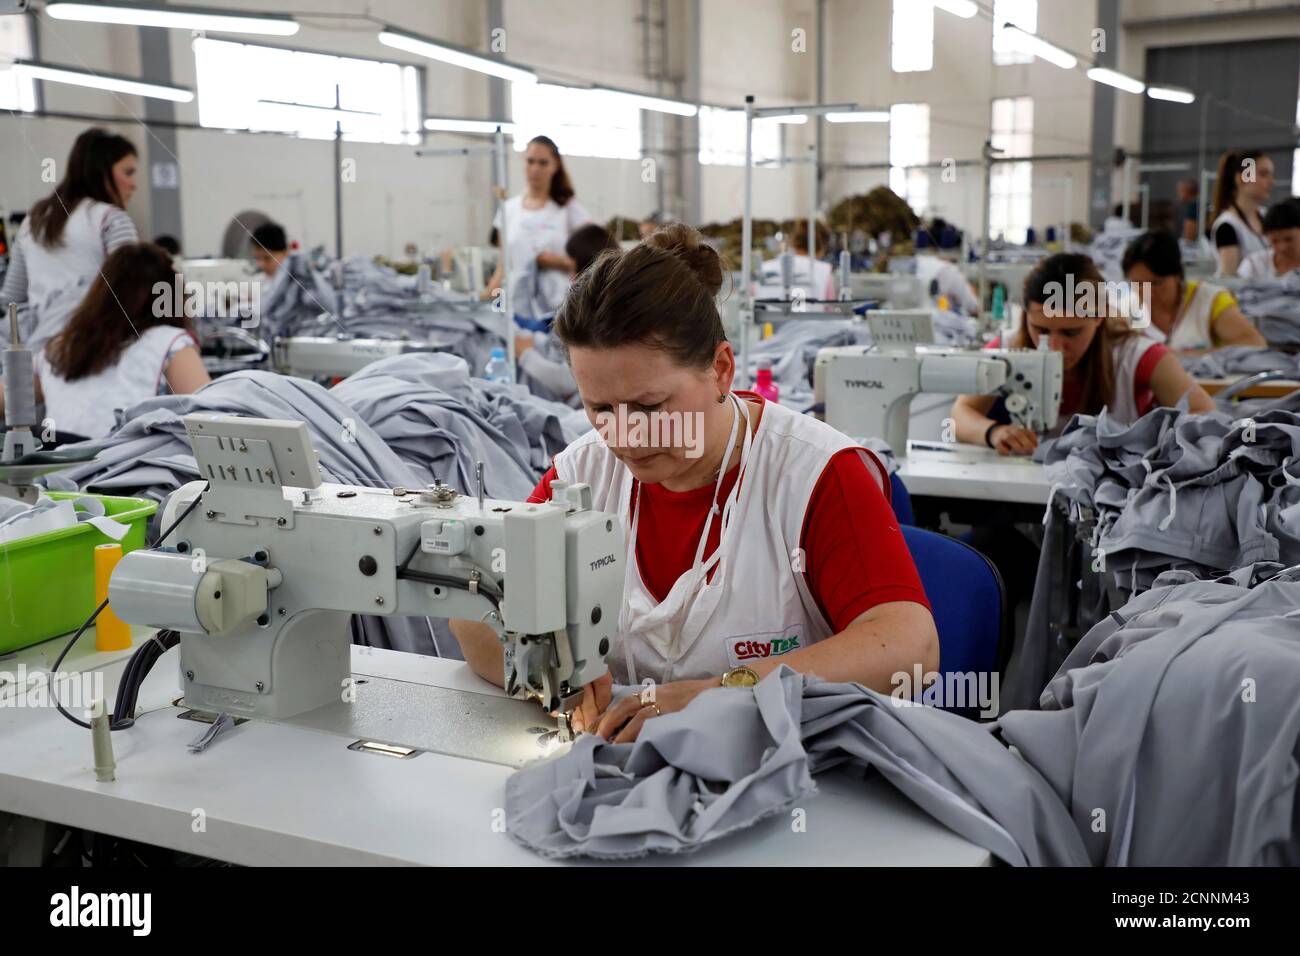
(889, 472, 914, 526)
(901, 525, 1008, 717)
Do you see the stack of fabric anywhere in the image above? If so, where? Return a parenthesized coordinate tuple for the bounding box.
(506, 564, 1300, 865)
(1233, 273, 1300, 346)
(1181, 346, 1300, 379)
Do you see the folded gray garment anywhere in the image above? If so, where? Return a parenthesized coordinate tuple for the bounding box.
(509, 567, 1300, 865)
(1181, 346, 1300, 379)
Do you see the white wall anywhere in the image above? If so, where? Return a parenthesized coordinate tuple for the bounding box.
(822, 0, 1097, 238)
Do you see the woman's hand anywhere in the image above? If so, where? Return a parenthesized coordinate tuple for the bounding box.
(989, 424, 1038, 456)
(514, 334, 536, 357)
(570, 671, 612, 734)
(591, 678, 716, 743)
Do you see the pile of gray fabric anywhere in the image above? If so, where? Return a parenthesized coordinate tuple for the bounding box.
(1233, 273, 1300, 346)
(506, 563, 1300, 865)
(256, 252, 340, 339)
(1180, 346, 1300, 380)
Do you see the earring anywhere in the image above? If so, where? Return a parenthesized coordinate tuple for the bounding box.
(717, 393, 726, 404)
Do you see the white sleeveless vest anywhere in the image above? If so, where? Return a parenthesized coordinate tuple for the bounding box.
(1107, 334, 1162, 425)
(553, 396, 886, 685)
(1160, 280, 1223, 353)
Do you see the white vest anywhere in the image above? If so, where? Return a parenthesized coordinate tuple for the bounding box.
(1152, 280, 1223, 352)
(553, 396, 886, 685)
(1108, 334, 1162, 425)
(1212, 207, 1268, 273)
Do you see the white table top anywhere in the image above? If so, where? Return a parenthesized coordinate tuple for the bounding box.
(896, 441, 1049, 505)
(0, 640, 992, 867)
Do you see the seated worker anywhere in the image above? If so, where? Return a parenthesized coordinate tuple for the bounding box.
(1122, 230, 1265, 353)
(951, 252, 1214, 457)
(250, 221, 290, 278)
(1238, 199, 1300, 279)
(914, 220, 979, 315)
(513, 224, 619, 404)
(756, 218, 835, 303)
(0, 243, 210, 442)
(452, 224, 938, 741)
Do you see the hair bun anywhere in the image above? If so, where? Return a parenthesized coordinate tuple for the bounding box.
(644, 222, 724, 297)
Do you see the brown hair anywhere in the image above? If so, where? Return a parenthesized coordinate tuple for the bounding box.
(45, 243, 195, 381)
(782, 218, 831, 255)
(29, 127, 136, 248)
(528, 135, 575, 206)
(554, 222, 726, 368)
(565, 223, 618, 274)
(1013, 252, 1135, 417)
(1211, 148, 1267, 225)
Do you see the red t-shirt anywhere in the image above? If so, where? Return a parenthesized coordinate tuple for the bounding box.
(528, 398, 930, 632)
(986, 335, 1168, 419)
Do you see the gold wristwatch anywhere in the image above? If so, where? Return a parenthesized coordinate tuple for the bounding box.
(720, 666, 759, 688)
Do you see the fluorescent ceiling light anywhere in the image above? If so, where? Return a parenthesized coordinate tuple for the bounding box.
(11, 61, 194, 102)
(595, 87, 697, 116)
(378, 28, 537, 84)
(424, 118, 517, 134)
(1086, 67, 1145, 94)
(931, 0, 978, 17)
(758, 114, 808, 125)
(1147, 85, 1195, 104)
(826, 110, 890, 123)
(1001, 25, 1077, 70)
(45, 2, 298, 36)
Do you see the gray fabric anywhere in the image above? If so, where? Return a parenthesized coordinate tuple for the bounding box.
(1181, 346, 1300, 379)
(1232, 273, 1300, 346)
(506, 666, 1086, 865)
(508, 567, 1300, 865)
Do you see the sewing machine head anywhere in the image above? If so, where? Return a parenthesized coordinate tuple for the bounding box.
(107, 414, 623, 731)
(813, 342, 1062, 455)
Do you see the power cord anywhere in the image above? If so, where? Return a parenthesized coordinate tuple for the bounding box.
(50, 484, 209, 731)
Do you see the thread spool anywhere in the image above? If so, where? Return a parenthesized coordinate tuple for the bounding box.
(94, 543, 132, 652)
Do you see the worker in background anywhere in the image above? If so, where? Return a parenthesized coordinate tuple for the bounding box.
(1238, 199, 1300, 279)
(512, 223, 619, 404)
(1210, 148, 1274, 276)
(452, 224, 938, 741)
(639, 210, 669, 240)
(153, 234, 181, 258)
(914, 219, 980, 315)
(0, 243, 209, 444)
(1176, 178, 1201, 243)
(250, 222, 290, 278)
(951, 252, 1213, 457)
(1123, 230, 1265, 353)
(0, 127, 139, 350)
(756, 218, 835, 302)
(481, 135, 591, 315)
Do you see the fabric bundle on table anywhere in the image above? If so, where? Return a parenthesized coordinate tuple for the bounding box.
(507, 564, 1300, 866)
(1181, 346, 1300, 380)
(1233, 273, 1300, 346)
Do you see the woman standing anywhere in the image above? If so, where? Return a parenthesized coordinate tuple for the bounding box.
(0, 128, 140, 348)
(482, 135, 591, 317)
(1210, 148, 1274, 277)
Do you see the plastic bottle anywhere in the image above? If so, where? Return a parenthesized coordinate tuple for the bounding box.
(483, 346, 512, 384)
(754, 360, 779, 404)
(991, 284, 1006, 322)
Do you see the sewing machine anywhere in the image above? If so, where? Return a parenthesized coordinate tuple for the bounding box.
(273, 334, 444, 378)
(813, 314, 1062, 456)
(106, 414, 623, 738)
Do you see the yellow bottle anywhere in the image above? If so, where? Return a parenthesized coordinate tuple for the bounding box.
(94, 543, 132, 651)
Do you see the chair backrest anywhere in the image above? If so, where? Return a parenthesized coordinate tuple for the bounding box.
(889, 472, 914, 525)
(901, 525, 1006, 715)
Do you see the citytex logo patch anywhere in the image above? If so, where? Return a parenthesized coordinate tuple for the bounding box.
(725, 627, 801, 668)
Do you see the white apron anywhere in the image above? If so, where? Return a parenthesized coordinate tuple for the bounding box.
(553, 394, 886, 685)
(1154, 280, 1224, 353)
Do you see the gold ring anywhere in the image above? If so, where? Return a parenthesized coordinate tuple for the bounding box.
(650, 703, 662, 717)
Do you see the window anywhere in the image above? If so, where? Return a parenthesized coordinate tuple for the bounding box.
(889, 103, 930, 214)
(697, 105, 782, 167)
(989, 96, 1033, 244)
(992, 0, 1037, 66)
(511, 83, 641, 160)
(891, 0, 934, 73)
(0, 15, 36, 112)
(193, 38, 421, 144)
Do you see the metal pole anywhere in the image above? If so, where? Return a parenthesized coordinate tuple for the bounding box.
(739, 95, 754, 389)
(1064, 173, 1073, 252)
(1139, 182, 1150, 231)
(978, 140, 992, 327)
(334, 83, 343, 260)
(1197, 93, 1211, 245)
(494, 126, 514, 380)
(1123, 153, 1134, 225)
(808, 142, 817, 268)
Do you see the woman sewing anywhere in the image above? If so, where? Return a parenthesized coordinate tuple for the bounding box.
(451, 224, 937, 741)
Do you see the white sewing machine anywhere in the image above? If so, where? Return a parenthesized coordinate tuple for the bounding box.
(813, 313, 1062, 456)
(273, 335, 444, 378)
(106, 414, 623, 738)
